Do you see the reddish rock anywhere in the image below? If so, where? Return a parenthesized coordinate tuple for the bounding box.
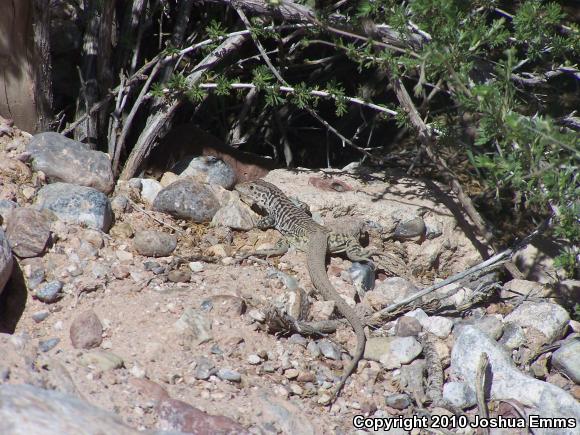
(6, 208, 51, 258)
(70, 310, 103, 349)
(157, 398, 249, 434)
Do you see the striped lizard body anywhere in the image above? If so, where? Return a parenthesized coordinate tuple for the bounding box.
(235, 179, 369, 400)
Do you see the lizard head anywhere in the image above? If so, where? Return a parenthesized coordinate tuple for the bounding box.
(235, 179, 280, 209)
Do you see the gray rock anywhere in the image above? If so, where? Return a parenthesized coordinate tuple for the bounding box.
(452, 326, 580, 433)
(21, 258, 47, 289)
(503, 301, 569, 343)
(365, 277, 420, 309)
(39, 338, 60, 352)
(27, 132, 114, 193)
(454, 315, 504, 341)
(133, 230, 177, 257)
(443, 381, 477, 408)
(34, 280, 63, 303)
(419, 315, 453, 339)
(173, 156, 236, 189)
(153, 178, 220, 223)
(0, 229, 13, 297)
(0, 384, 144, 434)
(211, 200, 256, 231)
(349, 262, 375, 293)
(70, 310, 103, 349)
(364, 336, 422, 369)
(0, 199, 17, 222)
(193, 356, 215, 380)
(307, 341, 321, 358)
(216, 368, 241, 382)
(499, 322, 526, 349)
(32, 311, 50, 323)
(110, 194, 129, 215)
(35, 183, 113, 232)
(395, 316, 422, 337)
(318, 340, 342, 360)
(393, 216, 426, 239)
(79, 350, 124, 371)
(552, 339, 580, 384)
(173, 308, 212, 344)
(384, 393, 412, 409)
(6, 208, 51, 257)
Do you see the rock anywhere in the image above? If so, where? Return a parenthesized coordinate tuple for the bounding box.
(211, 199, 256, 231)
(34, 280, 63, 303)
(216, 368, 241, 382)
(6, 208, 51, 257)
(393, 216, 426, 239)
(318, 340, 342, 360)
(419, 316, 453, 339)
(115, 250, 133, 263)
(503, 301, 569, 344)
(455, 315, 504, 340)
(364, 277, 420, 310)
(32, 311, 50, 323)
(452, 326, 580, 431)
(499, 322, 526, 349)
(133, 230, 177, 257)
(188, 261, 204, 273)
(39, 338, 60, 352)
(35, 183, 113, 232)
(0, 384, 143, 434)
(385, 393, 412, 410)
(167, 270, 190, 283)
(109, 222, 133, 238)
(284, 369, 299, 379)
(70, 310, 103, 349)
(193, 357, 215, 380)
(140, 178, 162, 204)
(395, 316, 422, 337)
(364, 337, 422, 370)
(110, 195, 129, 215)
(27, 132, 114, 193)
(0, 229, 13, 296)
(21, 258, 45, 289)
(173, 308, 212, 344)
(153, 178, 220, 222)
(552, 339, 580, 384)
(349, 262, 375, 293)
(0, 199, 17, 222)
(247, 354, 262, 365)
(442, 381, 477, 408)
(157, 397, 249, 434)
(173, 156, 236, 189)
(79, 350, 124, 371)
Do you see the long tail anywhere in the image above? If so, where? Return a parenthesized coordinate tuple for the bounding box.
(306, 231, 366, 401)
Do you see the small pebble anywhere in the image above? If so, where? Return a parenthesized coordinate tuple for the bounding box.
(189, 261, 205, 273)
(284, 369, 299, 379)
(318, 340, 341, 360)
(39, 338, 60, 352)
(34, 281, 63, 303)
(32, 311, 50, 323)
(247, 355, 262, 365)
(167, 270, 190, 283)
(217, 368, 241, 383)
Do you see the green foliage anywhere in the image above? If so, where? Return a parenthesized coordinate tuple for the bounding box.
(147, 0, 579, 275)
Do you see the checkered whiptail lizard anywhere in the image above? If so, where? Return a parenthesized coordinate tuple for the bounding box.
(235, 179, 370, 400)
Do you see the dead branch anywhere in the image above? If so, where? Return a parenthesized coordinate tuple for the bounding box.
(119, 34, 248, 180)
(369, 216, 552, 325)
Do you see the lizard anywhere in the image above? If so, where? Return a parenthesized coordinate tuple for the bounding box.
(235, 179, 371, 400)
